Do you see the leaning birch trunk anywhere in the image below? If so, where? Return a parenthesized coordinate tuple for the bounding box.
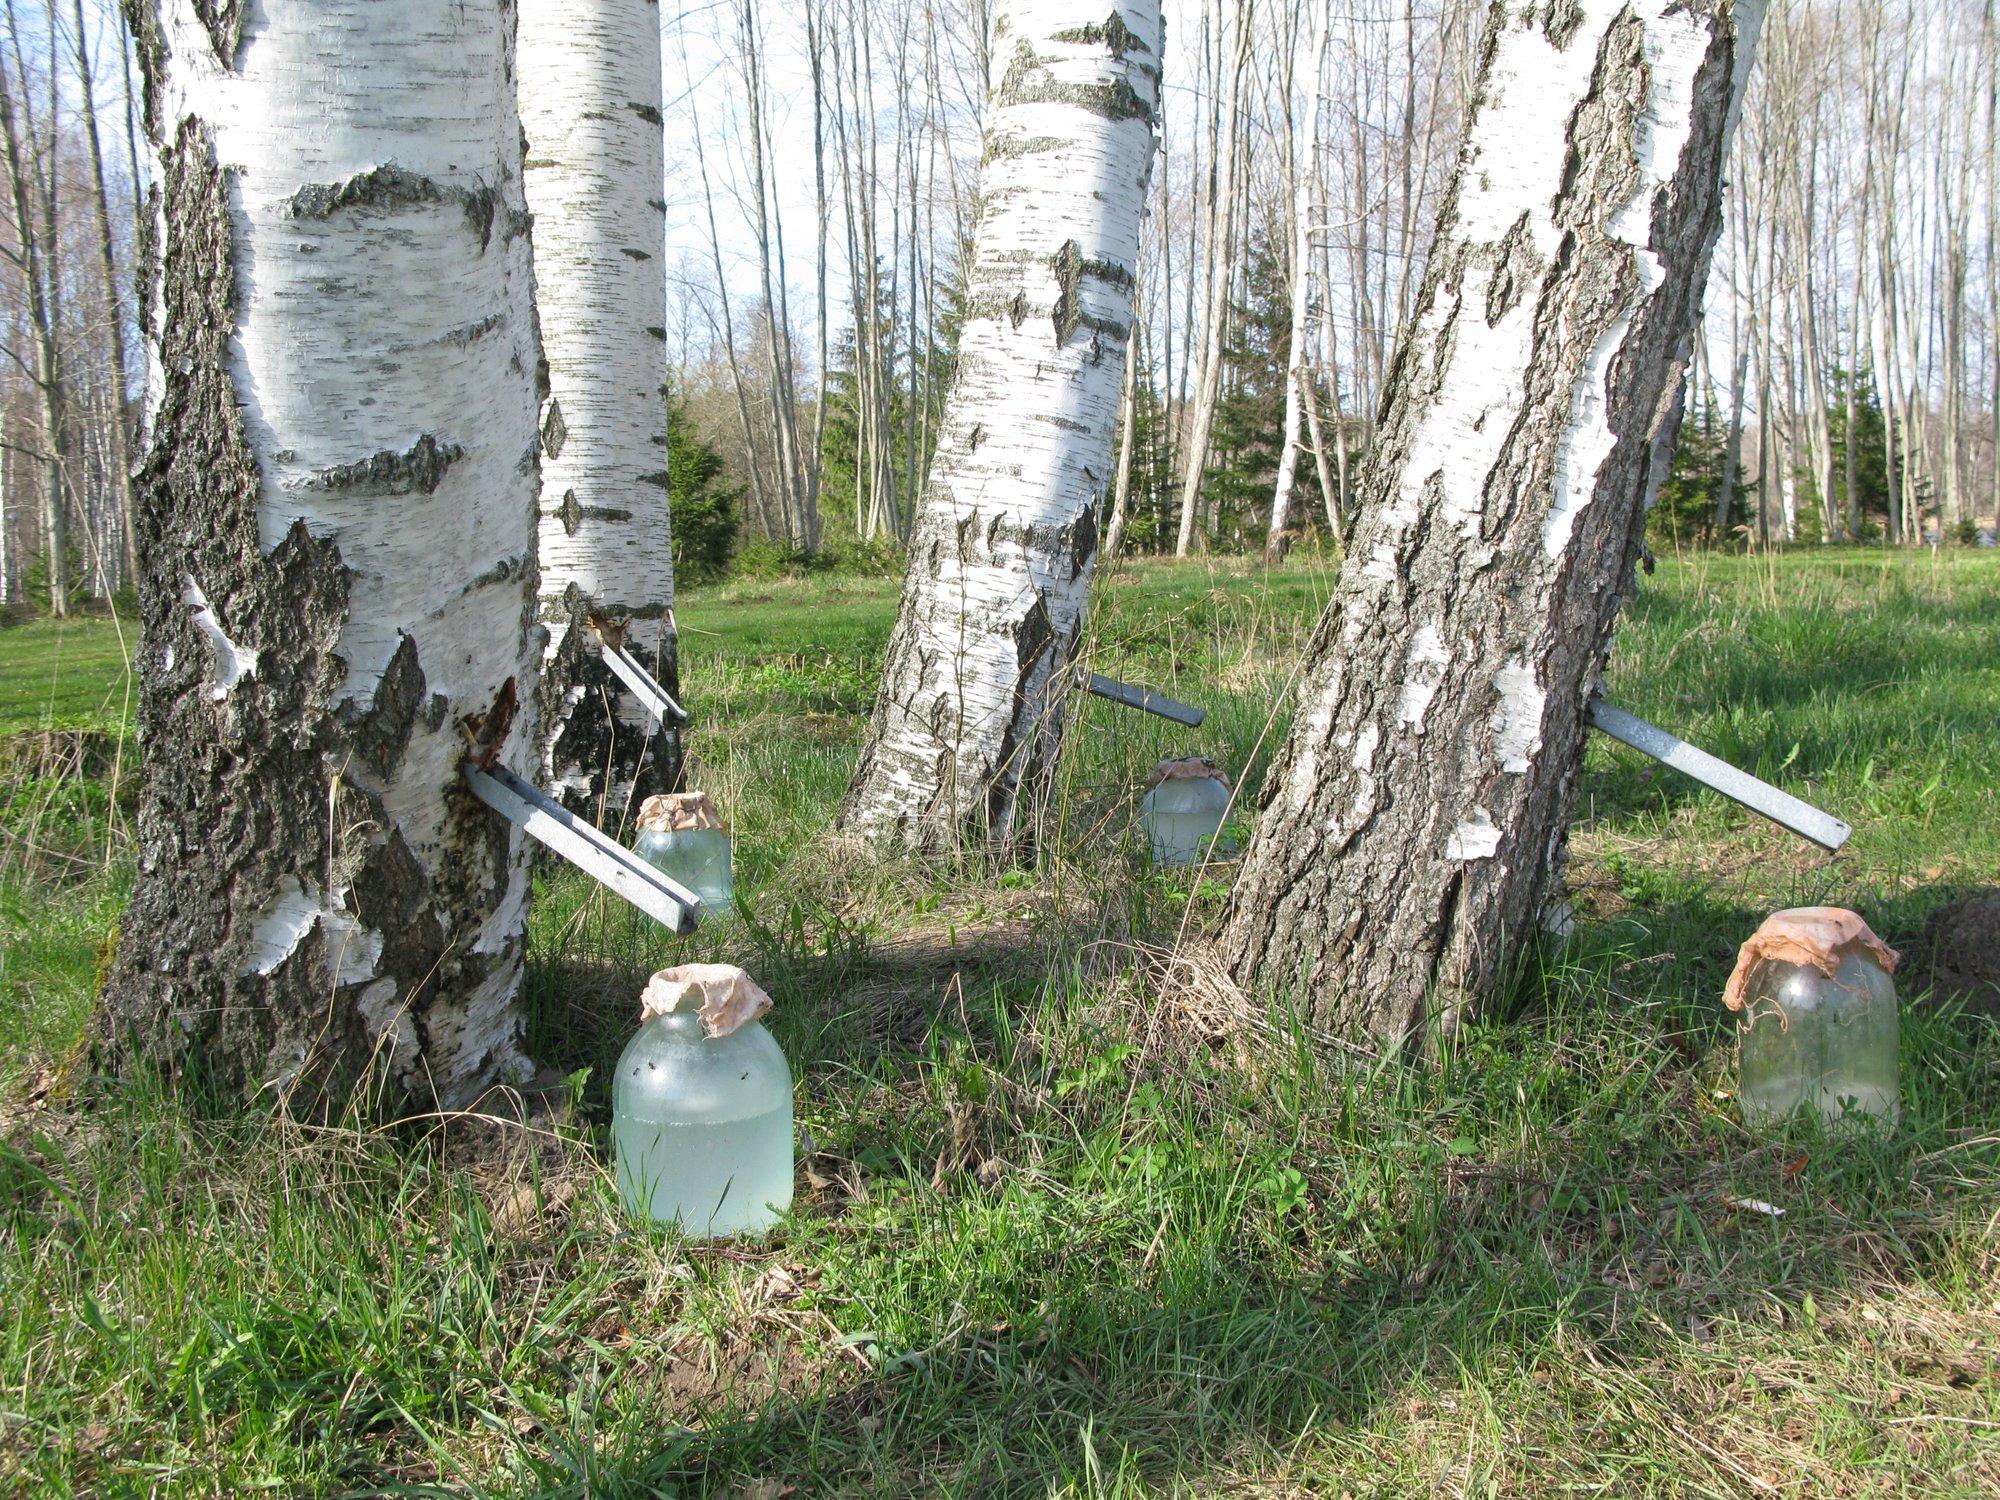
(519, 0, 680, 822)
(100, 0, 545, 1110)
(840, 0, 1161, 855)
(1218, 0, 1762, 1047)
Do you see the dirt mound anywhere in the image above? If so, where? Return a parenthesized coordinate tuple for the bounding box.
(1910, 891, 2000, 1018)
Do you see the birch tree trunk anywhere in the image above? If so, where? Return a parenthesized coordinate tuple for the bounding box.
(1217, 0, 1762, 1047)
(840, 0, 1161, 855)
(100, 0, 546, 1111)
(519, 0, 680, 822)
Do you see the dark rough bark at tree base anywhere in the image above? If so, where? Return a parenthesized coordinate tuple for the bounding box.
(538, 600, 683, 826)
(1218, 0, 1758, 1049)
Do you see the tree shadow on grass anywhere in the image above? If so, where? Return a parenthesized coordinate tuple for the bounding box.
(497, 895, 2000, 1498)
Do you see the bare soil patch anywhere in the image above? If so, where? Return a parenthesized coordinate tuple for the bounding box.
(1908, 889, 2000, 1019)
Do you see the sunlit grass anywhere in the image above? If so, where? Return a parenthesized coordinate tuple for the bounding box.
(2, 549, 1998, 1494)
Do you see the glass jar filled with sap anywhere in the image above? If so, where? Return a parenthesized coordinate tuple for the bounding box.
(613, 964, 794, 1238)
(1723, 907, 1902, 1129)
(634, 791, 733, 918)
(1139, 757, 1234, 867)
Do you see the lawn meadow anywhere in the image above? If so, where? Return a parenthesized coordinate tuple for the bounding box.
(3, 550, 1999, 1496)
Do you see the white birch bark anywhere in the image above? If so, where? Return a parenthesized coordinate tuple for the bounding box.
(519, 0, 678, 819)
(841, 0, 1161, 854)
(1220, 0, 1763, 1046)
(103, 0, 545, 1110)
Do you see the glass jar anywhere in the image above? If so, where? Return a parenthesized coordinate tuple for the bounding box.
(1140, 768, 1233, 867)
(635, 825, 734, 916)
(1727, 909, 1901, 1129)
(613, 1009, 794, 1237)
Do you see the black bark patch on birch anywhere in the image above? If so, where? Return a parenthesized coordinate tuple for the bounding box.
(628, 102, 665, 126)
(192, 0, 243, 69)
(982, 133, 1068, 165)
(542, 399, 567, 459)
(286, 165, 502, 250)
(558, 489, 582, 535)
(1051, 239, 1085, 346)
(1485, 212, 1542, 326)
(1542, 0, 1585, 51)
(995, 36, 1154, 123)
(338, 632, 429, 779)
(536, 600, 684, 823)
(1053, 12, 1148, 56)
(288, 164, 447, 219)
(306, 434, 462, 496)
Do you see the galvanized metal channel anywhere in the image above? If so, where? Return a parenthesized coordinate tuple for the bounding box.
(1587, 698, 1851, 852)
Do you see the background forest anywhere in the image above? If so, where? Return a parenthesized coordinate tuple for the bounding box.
(2, 0, 1997, 616)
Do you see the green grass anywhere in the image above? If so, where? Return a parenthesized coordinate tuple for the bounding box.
(0, 611, 136, 736)
(3, 550, 1999, 1495)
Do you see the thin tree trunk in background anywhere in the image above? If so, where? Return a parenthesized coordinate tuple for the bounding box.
(1218, 0, 1762, 1048)
(807, 0, 831, 545)
(1266, 0, 1328, 564)
(1300, 368, 1340, 539)
(689, 102, 777, 536)
(520, 0, 681, 823)
(1105, 319, 1140, 563)
(101, 0, 545, 1111)
(1987, 0, 1999, 530)
(0, 4, 67, 616)
(841, 0, 1162, 856)
(69, 0, 137, 588)
(1717, 188, 1748, 540)
(739, 0, 807, 549)
(1174, 0, 1250, 556)
(0, 436, 9, 603)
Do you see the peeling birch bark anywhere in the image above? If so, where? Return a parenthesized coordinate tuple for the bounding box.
(1218, 0, 1763, 1047)
(99, 0, 546, 1110)
(839, 0, 1161, 856)
(519, 0, 680, 821)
